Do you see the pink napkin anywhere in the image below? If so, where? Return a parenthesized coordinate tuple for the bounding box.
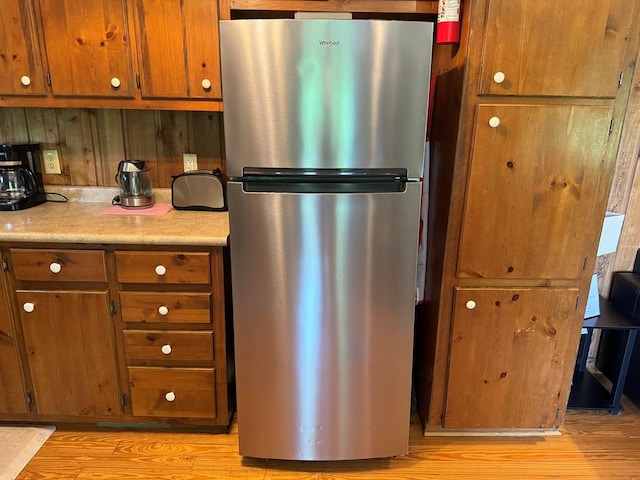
(100, 203, 174, 216)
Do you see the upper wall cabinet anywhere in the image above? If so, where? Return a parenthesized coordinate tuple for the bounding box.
(132, 0, 221, 99)
(37, 0, 135, 98)
(0, 0, 46, 96)
(478, 0, 634, 98)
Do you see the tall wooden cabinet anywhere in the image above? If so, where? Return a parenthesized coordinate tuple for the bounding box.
(418, 0, 640, 430)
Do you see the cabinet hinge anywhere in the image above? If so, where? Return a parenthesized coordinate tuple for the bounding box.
(583, 256, 588, 271)
(120, 393, 128, 408)
(109, 300, 117, 316)
(136, 72, 141, 90)
(2, 257, 10, 272)
(26, 391, 35, 411)
(609, 118, 615, 135)
(46, 71, 51, 87)
(575, 296, 580, 310)
(618, 71, 624, 87)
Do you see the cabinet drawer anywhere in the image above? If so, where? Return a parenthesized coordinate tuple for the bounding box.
(120, 292, 211, 324)
(124, 330, 213, 362)
(128, 367, 216, 418)
(115, 252, 210, 284)
(10, 249, 107, 282)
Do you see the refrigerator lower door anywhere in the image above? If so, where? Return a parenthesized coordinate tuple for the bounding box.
(228, 181, 421, 460)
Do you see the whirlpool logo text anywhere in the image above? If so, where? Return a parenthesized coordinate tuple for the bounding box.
(318, 40, 340, 47)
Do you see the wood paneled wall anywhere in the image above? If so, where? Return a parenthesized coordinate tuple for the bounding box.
(0, 108, 225, 188)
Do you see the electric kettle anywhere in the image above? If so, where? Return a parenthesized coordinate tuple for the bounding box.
(113, 160, 154, 209)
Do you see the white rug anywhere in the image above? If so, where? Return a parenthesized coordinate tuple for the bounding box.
(0, 425, 55, 480)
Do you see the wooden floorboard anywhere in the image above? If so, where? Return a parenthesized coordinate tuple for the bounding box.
(16, 398, 640, 480)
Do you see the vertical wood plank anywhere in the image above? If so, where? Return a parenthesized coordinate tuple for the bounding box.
(188, 112, 224, 172)
(24, 108, 64, 185)
(155, 110, 189, 187)
(56, 109, 97, 185)
(90, 109, 126, 186)
(121, 110, 159, 186)
(0, 108, 29, 144)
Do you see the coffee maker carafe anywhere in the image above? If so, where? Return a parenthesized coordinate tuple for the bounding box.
(0, 144, 47, 211)
(113, 160, 155, 209)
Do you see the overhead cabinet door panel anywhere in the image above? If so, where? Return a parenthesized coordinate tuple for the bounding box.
(478, 0, 634, 97)
(458, 104, 612, 280)
(38, 0, 134, 97)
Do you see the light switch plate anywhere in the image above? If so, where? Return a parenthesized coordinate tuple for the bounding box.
(42, 149, 61, 174)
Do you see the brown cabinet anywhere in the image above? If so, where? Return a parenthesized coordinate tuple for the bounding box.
(458, 105, 613, 280)
(0, 244, 232, 428)
(478, 0, 634, 98)
(0, 0, 46, 96)
(17, 290, 121, 416)
(116, 247, 232, 426)
(132, 0, 222, 99)
(9, 248, 121, 417)
(445, 288, 579, 429)
(0, 272, 27, 414)
(418, 0, 640, 431)
(0, 0, 224, 109)
(37, 0, 135, 98)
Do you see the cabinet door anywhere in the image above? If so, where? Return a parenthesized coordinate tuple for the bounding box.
(37, 0, 134, 97)
(0, 275, 27, 414)
(445, 287, 580, 429)
(18, 290, 121, 416)
(0, 0, 46, 96)
(133, 0, 221, 99)
(458, 104, 612, 280)
(478, 0, 634, 97)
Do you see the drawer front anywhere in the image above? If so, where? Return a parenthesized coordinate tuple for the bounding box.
(120, 292, 212, 324)
(128, 367, 216, 418)
(10, 249, 107, 282)
(124, 330, 214, 362)
(115, 252, 210, 284)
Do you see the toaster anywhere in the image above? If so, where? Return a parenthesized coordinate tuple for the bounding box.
(171, 169, 227, 211)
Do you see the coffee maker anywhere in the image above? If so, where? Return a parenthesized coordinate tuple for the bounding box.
(0, 144, 47, 211)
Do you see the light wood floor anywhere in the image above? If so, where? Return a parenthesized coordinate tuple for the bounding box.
(17, 398, 640, 480)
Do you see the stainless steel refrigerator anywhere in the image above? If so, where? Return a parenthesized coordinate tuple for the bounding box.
(220, 19, 432, 461)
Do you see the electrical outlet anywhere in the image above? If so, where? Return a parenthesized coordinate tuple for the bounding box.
(183, 153, 198, 172)
(42, 149, 62, 174)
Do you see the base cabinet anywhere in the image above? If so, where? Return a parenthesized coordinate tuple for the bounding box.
(0, 244, 233, 428)
(445, 288, 580, 429)
(18, 290, 121, 417)
(0, 272, 27, 414)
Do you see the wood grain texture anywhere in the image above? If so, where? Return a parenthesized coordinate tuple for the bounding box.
(228, 0, 437, 13)
(124, 330, 214, 363)
(0, 271, 27, 414)
(0, 0, 46, 96)
(37, 0, 135, 98)
(10, 249, 108, 283)
(17, 290, 121, 416)
(115, 251, 211, 284)
(444, 288, 580, 429)
(119, 292, 212, 324)
(0, 108, 225, 188)
(16, 405, 640, 479)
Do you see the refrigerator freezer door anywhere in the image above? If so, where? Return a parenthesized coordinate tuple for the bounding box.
(228, 181, 422, 460)
(220, 20, 432, 178)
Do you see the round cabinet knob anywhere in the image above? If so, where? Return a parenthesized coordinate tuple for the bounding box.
(165, 391, 176, 402)
(201, 78, 212, 90)
(20, 75, 31, 86)
(493, 71, 506, 84)
(158, 305, 169, 316)
(49, 262, 62, 274)
(465, 300, 477, 310)
(155, 265, 167, 276)
(110, 77, 121, 89)
(23, 302, 35, 313)
(488, 116, 501, 128)
(161, 344, 172, 355)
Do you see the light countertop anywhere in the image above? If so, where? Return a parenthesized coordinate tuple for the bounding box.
(0, 187, 229, 246)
